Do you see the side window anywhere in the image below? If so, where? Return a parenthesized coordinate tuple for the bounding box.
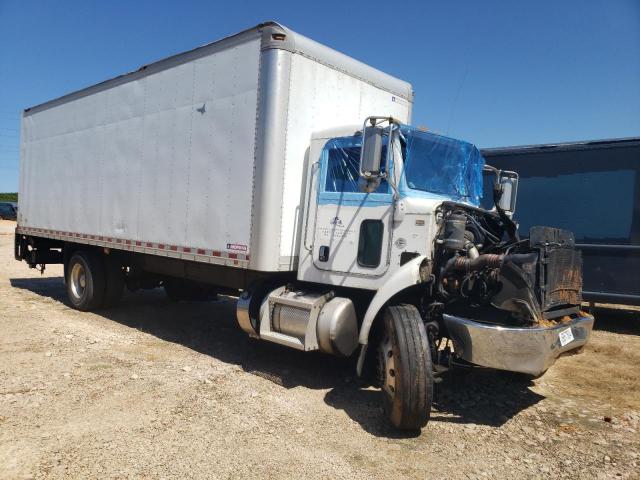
(325, 146, 361, 192)
(324, 140, 389, 194)
(358, 220, 384, 267)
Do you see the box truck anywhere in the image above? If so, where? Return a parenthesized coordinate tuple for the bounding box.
(15, 22, 593, 430)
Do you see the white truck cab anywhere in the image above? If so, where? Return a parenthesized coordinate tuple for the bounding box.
(238, 117, 594, 429)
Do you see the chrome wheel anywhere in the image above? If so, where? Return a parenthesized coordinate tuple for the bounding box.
(69, 262, 87, 300)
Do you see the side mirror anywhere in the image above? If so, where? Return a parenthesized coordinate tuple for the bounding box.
(359, 126, 384, 193)
(497, 171, 518, 215)
(360, 126, 384, 178)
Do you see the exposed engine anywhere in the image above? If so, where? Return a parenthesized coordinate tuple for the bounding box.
(432, 202, 583, 326)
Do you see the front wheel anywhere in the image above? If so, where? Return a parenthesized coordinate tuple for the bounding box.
(378, 304, 434, 430)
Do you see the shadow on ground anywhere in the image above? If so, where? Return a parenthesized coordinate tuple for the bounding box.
(12, 275, 561, 436)
(590, 306, 640, 335)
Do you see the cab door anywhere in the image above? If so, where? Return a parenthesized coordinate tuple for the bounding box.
(311, 136, 394, 277)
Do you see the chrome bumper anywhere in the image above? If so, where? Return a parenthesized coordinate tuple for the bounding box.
(442, 314, 594, 376)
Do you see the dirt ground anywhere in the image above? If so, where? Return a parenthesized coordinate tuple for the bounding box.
(1, 219, 639, 480)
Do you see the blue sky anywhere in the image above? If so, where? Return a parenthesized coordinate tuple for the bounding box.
(0, 0, 638, 192)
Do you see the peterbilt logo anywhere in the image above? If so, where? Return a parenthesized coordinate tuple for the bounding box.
(329, 217, 343, 227)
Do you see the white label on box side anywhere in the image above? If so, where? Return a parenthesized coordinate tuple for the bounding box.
(558, 327, 574, 347)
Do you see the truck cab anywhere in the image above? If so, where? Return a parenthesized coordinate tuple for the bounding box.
(241, 117, 594, 430)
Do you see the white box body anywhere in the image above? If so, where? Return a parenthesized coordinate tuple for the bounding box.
(18, 22, 412, 272)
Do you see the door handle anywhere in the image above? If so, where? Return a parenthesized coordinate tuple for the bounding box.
(319, 245, 330, 262)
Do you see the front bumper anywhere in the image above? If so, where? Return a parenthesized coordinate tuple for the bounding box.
(442, 313, 594, 376)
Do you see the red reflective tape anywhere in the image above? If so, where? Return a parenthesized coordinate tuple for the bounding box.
(183, 247, 191, 253)
(197, 248, 206, 255)
(170, 245, 177, 251)
(212, 250, 221, 257)
(146, 242, 153, 247)
(136, 241, 142, 246)
(125, 240, 131, 245)
(228, 253, 238, 260)
(158, 244, 165, 250)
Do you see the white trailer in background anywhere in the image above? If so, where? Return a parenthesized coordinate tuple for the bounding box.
(16, 21, 593, 431)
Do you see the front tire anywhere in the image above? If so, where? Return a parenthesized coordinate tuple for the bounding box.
(378, 304, 434, 430)
(66, 250, 106, 311)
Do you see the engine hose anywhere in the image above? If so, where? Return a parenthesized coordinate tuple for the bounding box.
(442, 253, 504, 276)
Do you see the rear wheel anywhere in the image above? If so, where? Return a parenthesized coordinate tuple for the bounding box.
(378, 304, 434, 430)
(66, 250, 106, 311)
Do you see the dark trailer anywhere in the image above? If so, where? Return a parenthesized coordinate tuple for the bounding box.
(482, 137, 640, 306)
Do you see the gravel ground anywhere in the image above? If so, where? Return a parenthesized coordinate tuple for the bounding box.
(1, 219, 639, 479)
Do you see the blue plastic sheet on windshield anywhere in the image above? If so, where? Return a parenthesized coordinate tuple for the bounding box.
(400, 127, 484, 206)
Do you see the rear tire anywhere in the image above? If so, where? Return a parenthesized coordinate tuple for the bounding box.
(66, 250, 106, 311)
(378, 304, 434, 430)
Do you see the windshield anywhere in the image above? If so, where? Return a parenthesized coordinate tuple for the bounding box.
(400, 126, 484, 206)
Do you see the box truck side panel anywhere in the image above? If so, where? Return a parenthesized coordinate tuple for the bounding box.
(19, 34, 261, 264)
(278, 53, 412, 264)
(18, 23, 414, 273)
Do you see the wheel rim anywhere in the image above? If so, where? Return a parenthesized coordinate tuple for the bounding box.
(70, 262, 87, 300)
(378, 335, 396, 398)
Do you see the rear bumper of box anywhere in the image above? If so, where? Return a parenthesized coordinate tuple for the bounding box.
(442, 313, 594, 376)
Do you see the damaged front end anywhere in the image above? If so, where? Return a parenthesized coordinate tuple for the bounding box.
(492, 225, 584, 321)
(431, 206, 594, 376)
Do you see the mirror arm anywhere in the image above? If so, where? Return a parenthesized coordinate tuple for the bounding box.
(386, 126, 400, 199)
